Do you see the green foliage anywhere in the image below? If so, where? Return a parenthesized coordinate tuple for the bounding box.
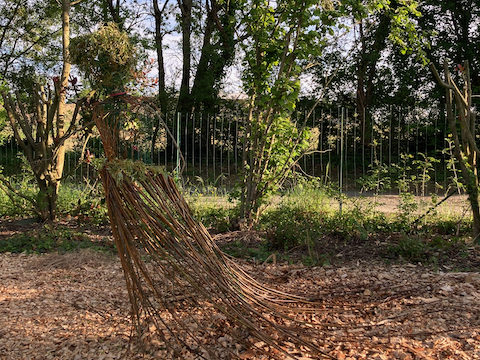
(396, 191, 418, 228)
(259, 179, 389, 249)
(359, 153, 440, 195)
(0, 163, 37, 217)
(0, 0, 61, 79)
(0, 98, 9, 146)
(57, 182, 109, 225)
(387, 236, 427, 263)
(191, 202, 235, 233)
(0, 169, 108, 224)
(387, 235, 468, 264)
(0, 226, 114, 254)
(260, 180, 330, 249)
(70, 22, 137, 93)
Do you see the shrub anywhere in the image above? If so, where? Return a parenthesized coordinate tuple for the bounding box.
(57, 182, 109, 225)
(260, 181, 333, 250)
(190, 200, 236, 233)
(260, 180, 392, 250)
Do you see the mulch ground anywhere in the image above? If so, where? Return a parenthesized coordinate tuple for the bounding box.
(1, 248, 479, 360)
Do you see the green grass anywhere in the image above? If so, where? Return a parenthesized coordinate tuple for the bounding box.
(0, 226, 115, 254)
(221, 240, 272, 263)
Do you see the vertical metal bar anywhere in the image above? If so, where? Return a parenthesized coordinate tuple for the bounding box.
(184, 113, 188, 174)
(345, 107, 348, 190)
(389, 105, 392, 166)
(352, 109, 356, 185)
(228, 115, 231, 178)
(425, 120, 428, 156)
(320, 109, 323, 177)
(164, 113, 167, 170)
(176, 112, 180, 175)
(337, 106, 340, 157)
(371, 112, 375, 164)
(235, 118, 238, 174)
(362, 107, 365, 177)
(416, 109, 419, 159)
(339, 107, 344, 215)
(398, 107, 401, 161)
(220, 113, 224, 178)
(303, 109, 307, 172)
(443, 106, 447, 190)
(434, 108, 438, 190)
(406, 107, 410, 156)
(192, 112, 195, 176)
(206, 114, 209, 180)
(329, 108, 332, 181)
(379, 112, 382, 165)
(213, 114, 216, 182)
(312, 108, 315, 177)
(171, 111, 175, 169)
(199, 113, 203, 177)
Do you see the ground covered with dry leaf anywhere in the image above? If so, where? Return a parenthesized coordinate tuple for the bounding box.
(1, 245, 480, 359)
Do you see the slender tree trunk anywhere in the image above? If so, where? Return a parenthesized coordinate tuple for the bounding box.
(152, 0, 169, 160)
(54, 0, 71, 188)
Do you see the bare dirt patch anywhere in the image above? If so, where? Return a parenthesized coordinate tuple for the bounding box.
(1, 250, 479, 359)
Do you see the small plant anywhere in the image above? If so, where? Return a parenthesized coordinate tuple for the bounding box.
(387, 236, 427, 263)
(396, 191, 418, 229)
(358, 161, 394, 194)
(221, 240, 272, 263)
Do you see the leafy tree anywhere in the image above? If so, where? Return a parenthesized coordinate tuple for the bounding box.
(237, 0, 425, 225)
(0, 0, 60, 80)
(0, 0, 88, 221)
(151, 0, 173, 158)
(237, 0, 335, 224)
(176, 0, 192, 114)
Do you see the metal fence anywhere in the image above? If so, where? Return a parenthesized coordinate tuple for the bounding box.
(0, 104, 457, 194)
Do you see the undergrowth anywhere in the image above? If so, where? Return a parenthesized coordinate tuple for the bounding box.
(0, 226, 115, 254)
(0, 172, 474, 267)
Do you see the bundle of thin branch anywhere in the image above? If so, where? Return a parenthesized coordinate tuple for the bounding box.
(93, 96, 468, 359)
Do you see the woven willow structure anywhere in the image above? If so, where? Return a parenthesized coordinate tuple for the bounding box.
(92, 96, 334, 359)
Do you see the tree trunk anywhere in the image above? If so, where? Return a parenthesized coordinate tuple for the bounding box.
(36, 177, 58, 222)
(433, 60, 480, 242)
(177, 0, 192, 115)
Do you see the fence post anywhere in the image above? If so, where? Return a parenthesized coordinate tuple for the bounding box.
(176, 112, 180, 176)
